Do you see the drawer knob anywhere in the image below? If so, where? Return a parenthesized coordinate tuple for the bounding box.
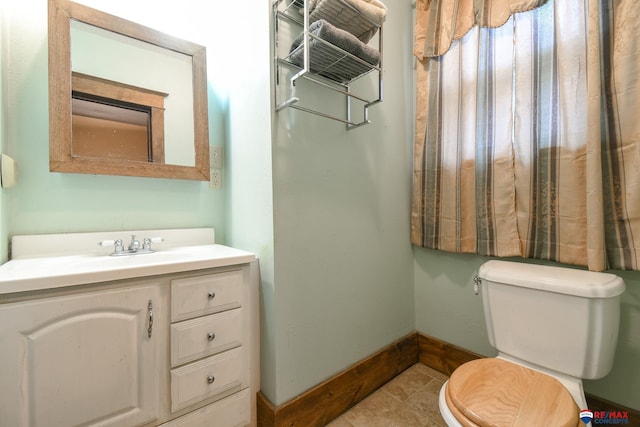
(207, 332, 216, 341)
(207, 375, 215, 384)
(207, 291, 216, 300)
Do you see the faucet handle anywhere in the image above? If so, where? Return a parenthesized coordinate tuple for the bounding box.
(142, 237, 164, 251)
(98, 239, 124, 254)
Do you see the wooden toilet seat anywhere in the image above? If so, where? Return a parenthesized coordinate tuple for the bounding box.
(445, 358, 580, 427)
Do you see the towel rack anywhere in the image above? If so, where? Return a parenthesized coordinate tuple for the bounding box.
(272, 0, 384, 130)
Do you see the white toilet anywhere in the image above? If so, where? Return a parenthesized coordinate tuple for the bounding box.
(439, 260, 625, 427)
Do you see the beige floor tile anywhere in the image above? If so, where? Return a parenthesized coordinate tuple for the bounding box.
(383, 365, 437, 402)
(405, 378, 446, 425)
(413, 363, 449, 382)
(325, 363, 449, 427)
(339, 389, 429, 427)
(325, 416, 355, 427)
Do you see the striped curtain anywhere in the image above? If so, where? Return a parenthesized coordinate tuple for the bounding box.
(411, 0, 640, 271)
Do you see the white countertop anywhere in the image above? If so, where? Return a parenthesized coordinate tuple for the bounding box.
(0, 228, 256, 295)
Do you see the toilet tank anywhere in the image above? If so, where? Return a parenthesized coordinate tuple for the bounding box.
(478, 260, 625, 379)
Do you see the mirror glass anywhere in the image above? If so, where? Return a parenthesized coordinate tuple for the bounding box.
(72, 96, 152, 162)
(49, 0, 210, 180)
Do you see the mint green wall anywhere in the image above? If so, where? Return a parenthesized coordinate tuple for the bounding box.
(2, 1, 226, 243)
(0, 7, 7, 263)
(220, 0, 277, 403)
(268, 0, 416, 405)
(414, 248, 640, 410)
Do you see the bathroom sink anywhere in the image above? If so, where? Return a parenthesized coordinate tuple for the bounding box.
(0, 229, 256, 295)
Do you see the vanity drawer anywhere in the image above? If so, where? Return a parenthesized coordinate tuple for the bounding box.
(161, 389, 250, 427)
(170, 346, 247, 412)
(171, 308, 244, 367)
(172, 270, 244, 321)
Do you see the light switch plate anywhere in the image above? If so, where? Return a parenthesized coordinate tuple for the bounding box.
(210, 146, 223, 169)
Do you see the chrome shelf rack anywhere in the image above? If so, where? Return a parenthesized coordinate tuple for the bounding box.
(272, 0, 384, 129)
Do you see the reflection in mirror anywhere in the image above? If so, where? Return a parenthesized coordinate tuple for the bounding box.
(72, 96, 151, 162)
(48, 0, 210, 180)
(71, 72, 167, 163)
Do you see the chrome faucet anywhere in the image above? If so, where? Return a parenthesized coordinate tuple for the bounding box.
(98, 235, 164, 256)
(128, 235, 141, 251)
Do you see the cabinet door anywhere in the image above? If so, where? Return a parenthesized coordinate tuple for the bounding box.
(0, 284, 162, 427)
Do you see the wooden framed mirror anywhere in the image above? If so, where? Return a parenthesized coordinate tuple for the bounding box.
(48, 0, 210, 180)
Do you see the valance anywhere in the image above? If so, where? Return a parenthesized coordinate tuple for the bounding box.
(414, 0, 548, 58)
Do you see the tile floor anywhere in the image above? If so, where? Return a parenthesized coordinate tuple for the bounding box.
(326, 364, 449, 427)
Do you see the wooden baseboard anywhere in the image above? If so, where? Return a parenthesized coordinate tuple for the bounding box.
(585, 394, 640, 426)
(417, 332, 483, 375)
(258, 331, 639, 426)
(257, 332, 418, 427)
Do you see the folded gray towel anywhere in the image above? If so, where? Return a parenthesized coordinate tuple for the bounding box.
(308, 0, 387, 43)
(289, 19, 380, 83)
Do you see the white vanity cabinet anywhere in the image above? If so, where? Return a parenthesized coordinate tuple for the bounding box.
(0, 281, 164, 427)
(0, 229, 259, 427)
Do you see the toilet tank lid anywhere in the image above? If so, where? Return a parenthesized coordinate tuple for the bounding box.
(478, 260, 625, 298)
